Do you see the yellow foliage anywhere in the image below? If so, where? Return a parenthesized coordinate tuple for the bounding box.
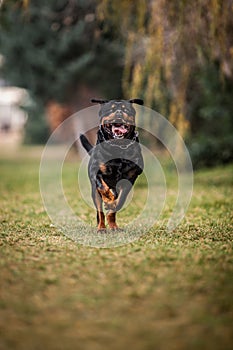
(98, 0, 233, 136)
(23, 0, 29, 8)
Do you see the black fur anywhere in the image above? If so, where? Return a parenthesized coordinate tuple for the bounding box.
(80, 134, 93, 154)
(80, 99, 144, 230)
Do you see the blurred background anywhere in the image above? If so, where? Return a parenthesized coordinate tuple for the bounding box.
(0, 0, 232, 168)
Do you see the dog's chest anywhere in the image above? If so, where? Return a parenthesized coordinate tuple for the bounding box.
(100, 158, 134, 180)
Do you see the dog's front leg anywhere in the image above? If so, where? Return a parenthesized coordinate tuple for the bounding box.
(107, 179, 132, 213)
(115, 180, 132, 212)
(106, 182, 132, 230)
(92, 186, 106, 231)
(106, 211, 118, 230)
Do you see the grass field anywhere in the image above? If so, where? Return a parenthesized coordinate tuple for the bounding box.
(0, 146, 232, 350)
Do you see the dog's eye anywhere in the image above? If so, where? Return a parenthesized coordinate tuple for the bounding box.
(111, 104, 116, 109)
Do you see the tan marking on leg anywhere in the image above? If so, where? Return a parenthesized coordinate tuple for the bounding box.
(107, 211, 118, 230)
(97, 211, 106, 231)
(98, 179, 115, 203)
(94, 189, 106, 230)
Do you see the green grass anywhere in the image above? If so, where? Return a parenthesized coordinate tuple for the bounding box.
(0, 146, 232, 350)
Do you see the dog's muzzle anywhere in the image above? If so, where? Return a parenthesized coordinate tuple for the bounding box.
(103, 110, 133, 139)
(103, 120, 131, 139)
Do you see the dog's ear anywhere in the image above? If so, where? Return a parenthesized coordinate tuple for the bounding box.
(91, 98, 109, 104)
(129, 98, 144, 105)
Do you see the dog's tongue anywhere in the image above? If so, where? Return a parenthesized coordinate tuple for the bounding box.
(112, 125, 128, 135)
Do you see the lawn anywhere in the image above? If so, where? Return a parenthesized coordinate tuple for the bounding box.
(0, 146, 232, 350)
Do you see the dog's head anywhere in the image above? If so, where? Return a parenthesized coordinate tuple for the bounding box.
(91, 98, 143, 140)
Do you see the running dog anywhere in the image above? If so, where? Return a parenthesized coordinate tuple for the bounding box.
(80, 98, 144, 231)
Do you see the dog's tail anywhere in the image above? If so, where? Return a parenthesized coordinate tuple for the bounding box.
(80, 134, 93, 154)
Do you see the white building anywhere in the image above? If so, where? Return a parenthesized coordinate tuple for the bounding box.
(0, 86, 28, 145)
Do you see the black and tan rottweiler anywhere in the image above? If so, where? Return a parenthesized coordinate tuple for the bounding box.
(80, 98, 144, 231)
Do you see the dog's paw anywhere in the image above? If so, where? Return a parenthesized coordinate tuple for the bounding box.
(97, 226, 107, 233)
(108, 223, 118, 230)
(110, 226, 123, 232)
(97, 222, 106, 232)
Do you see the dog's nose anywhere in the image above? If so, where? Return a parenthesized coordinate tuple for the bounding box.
(115, 109, 123, 118)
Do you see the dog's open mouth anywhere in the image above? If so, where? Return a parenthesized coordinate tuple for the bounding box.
(104, 122, 130, 139)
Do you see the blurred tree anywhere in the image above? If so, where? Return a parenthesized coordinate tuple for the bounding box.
(98, 0, 233, 129)
(98, 0, 233, 166)
(186, 61, 233, 167)
(1, 0, 232, 166)
(0, 0, 123, 142)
